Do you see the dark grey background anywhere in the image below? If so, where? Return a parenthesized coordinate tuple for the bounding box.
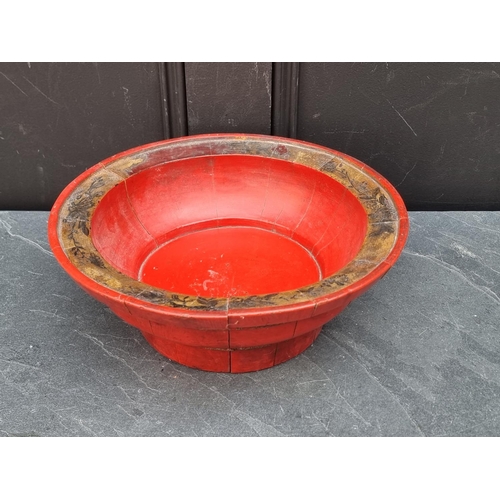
(1, 62, 499, 210)
(2, 210, 500, 436)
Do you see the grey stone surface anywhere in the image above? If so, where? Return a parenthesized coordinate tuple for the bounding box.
(0, 211, 499, 436)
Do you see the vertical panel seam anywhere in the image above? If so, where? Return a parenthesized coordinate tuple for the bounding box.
(158, 62, 188, 139)
(271, 62, 300, 138)
(158, 62, 170, 139)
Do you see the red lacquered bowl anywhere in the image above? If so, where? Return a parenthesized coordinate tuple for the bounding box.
(48, 134, 408, 373)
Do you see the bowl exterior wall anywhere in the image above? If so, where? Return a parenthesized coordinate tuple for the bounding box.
(82, 276, 372, 373)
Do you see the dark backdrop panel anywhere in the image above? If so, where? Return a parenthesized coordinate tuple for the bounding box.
(185, 62, 272, 135)
(2, 62, 500, 211)
(297, 62, 500, 210)
(0, 62, 164, 210)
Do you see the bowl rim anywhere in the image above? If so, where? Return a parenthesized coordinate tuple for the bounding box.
(48, 133, 409, 316)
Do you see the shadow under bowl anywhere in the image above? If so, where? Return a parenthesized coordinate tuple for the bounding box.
(48, 134, 408, 373)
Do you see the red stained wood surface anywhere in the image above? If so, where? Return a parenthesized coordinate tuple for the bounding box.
(142, 331, 231, 372)
(229, 321, 297, 349)
(48, 134, 409, 373)
(140, 226, 320, 297)
(274, 328, 322, 366)
(92, 155, 368, 282)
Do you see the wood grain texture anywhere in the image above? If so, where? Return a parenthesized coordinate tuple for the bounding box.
(297, 62, 500, 210)
(158, 62, 188, 138)
(2, 62, 500, 210)
(271, 62, 300, 138)
(0, 62, 164, 210)
(185, 63, 272, 135)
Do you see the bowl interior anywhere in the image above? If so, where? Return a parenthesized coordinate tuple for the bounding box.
(91, 154, 368, 298)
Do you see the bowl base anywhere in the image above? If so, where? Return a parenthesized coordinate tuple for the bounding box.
(139, 224, 321, 297)
(141, 327, 322, 373)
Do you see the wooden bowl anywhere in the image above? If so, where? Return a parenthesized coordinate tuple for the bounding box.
(48, 134, 408, 373)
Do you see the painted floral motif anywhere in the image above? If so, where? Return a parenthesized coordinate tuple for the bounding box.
(58, 136, 403, 311)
